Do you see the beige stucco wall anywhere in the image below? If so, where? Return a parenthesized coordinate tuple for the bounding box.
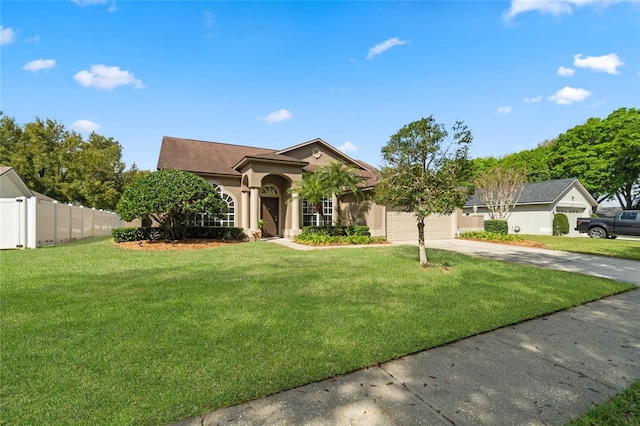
(339, 191, 385, 237)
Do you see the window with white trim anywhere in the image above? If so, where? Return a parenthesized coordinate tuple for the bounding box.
(302, 197, 332, 227)
(193, 184, 235, 227)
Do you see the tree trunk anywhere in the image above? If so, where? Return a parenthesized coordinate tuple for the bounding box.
(417, 218, 428, 266)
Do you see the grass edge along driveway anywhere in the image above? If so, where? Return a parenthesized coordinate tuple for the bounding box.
(0, 238, 634, 425)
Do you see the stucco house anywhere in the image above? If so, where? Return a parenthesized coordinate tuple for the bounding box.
(462, 178, 597, 235)
(157, 136, 481, 241)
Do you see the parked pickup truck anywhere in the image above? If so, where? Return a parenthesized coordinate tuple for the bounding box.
(575, 210, 640, 238)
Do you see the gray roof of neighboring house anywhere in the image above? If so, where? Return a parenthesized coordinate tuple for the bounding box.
(464, 178, 583, 207)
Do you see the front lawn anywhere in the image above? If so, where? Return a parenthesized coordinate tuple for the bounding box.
(522, 235, 640, 261)
(0, 238, 633, 425)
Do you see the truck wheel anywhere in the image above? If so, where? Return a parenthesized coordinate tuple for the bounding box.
(588, 227, 607, 239)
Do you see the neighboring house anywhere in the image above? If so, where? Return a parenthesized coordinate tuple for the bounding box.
(0, 166, 122, 249)
(463, 178, 597, 235)
(157, 136, 480, 241)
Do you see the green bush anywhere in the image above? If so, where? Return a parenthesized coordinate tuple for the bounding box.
(294, 226, 382, 245)
(112, 227, 166, 242)
(112, 226, 244, 243)
(484, 220, 509, 235)
(300, 226, 370, 237)
(185, 227, 244, 240)
(553, 213, 570, 236)
(459, 231, 523, 242)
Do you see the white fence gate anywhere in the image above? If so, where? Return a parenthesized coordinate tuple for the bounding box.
(0, 197, 123, 249)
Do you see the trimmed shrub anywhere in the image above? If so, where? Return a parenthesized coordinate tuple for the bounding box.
(459, 231, 523, 242)
(553, 213, 570, 236)
(484, 220, 508, 235)
(112, 226, 244, 243)
(295, 226, 382, 245)
(112, 227, 166, 243)
(185, 227, 244, 240)
(300, 226, 370, 237)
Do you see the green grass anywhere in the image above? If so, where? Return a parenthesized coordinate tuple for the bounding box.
(521, 235, 640, 261)
(0, 237, 633, 425)
(566, 380, 640, 425)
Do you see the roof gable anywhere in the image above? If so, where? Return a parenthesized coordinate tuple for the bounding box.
(0, 166, 33, 198)
(278, 138, 374, 173)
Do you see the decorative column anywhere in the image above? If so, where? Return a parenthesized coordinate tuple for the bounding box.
(291, 192, 300, 234)
(249, 186, 260, 232)
(241, 190, 250, 230)
(332, 194, 339, 226)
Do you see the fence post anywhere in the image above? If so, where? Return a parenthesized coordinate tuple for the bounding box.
(26, 197, 37, 248)
(53, 201, 58, 245)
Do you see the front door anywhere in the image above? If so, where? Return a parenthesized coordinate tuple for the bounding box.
(261, 198, 279, 237)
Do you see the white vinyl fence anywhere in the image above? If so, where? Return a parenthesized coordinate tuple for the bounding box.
(0, 196, 123, 249)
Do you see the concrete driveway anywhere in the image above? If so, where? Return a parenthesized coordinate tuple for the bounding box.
(424, 239, 640, 286)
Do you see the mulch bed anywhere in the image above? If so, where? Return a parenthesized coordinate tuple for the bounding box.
(116, 239, 243, 251)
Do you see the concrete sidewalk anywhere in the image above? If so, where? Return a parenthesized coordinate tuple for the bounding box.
(173, 240, 640, 426)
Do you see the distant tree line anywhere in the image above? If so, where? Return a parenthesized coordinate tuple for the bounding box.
(0, 115, 146, 210)
(470, 108, 640, 209)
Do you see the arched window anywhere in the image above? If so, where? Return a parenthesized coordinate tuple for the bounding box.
(193, 183, 236, 227)
(260, 185, 279, 197)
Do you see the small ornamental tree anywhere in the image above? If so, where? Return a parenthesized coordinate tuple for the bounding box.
(474, 167, 526, 220)
(376, 116, 473, 266)
(116, 169, 226, 240)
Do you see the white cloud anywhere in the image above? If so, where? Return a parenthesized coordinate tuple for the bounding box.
(367, 38, 408, 59)
(548, 86, 591, 105)
(497, 106, 512, 115)
(574, 53, 624, 74)
(258, 109, 292, 123)
(23, 58, 56, 72)
(338, 141, 358, 153)
(557, 66, 575, 77)
(73, 0, 117, 12)
(74, 64, 144, 90)
(71, 120, 101, 133)
(0, 26, 16, 45)
(26, 34, 41, 43)
(524, 95, 542, 103)
(504, 0, 632, 20)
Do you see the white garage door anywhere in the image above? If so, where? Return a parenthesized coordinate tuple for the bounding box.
(386, 208, 455, 242)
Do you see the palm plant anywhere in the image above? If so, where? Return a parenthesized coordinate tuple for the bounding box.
(316, 160, 365, 226)
(288, 172, 329, 225)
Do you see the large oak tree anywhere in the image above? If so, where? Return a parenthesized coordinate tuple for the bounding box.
(0, 115, 141, 210)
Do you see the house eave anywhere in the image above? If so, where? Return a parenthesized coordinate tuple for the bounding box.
(232, 156, 309, 171)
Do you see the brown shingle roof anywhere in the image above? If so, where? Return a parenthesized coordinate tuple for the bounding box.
(157, 136, 379, 187)
(157, 136, 278, 176)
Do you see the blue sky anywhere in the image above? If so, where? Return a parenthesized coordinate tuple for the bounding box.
(2, 0, 639, 171)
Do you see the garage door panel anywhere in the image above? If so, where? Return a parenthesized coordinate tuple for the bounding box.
(386, 209, 455, 242)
